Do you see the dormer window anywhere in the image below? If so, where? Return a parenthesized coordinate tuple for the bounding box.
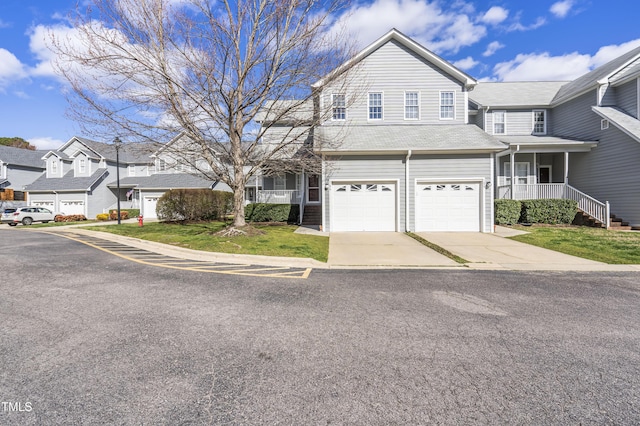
(51, 159, 58, 174)
(79, 159, 86, 173)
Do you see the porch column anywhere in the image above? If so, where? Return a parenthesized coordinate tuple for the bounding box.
(533, 153, 537, 184)
(510, 151, 515, 199)
(564, 152, 569, 184)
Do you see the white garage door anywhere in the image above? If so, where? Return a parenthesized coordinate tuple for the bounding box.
(143, 196, 160, 219)
(415, 182, 480, 232)
(332, 182, 396, 231)
(60, 200, 85, 215)
(32, 200, 54, 210)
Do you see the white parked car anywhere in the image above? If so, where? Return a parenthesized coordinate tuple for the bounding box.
(4, 206, 58, 226)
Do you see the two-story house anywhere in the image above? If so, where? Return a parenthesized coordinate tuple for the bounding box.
(259, 29, 506, 232)
(0, 145, 47, 204)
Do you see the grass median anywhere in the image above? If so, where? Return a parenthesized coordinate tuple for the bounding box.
(507, 225, 640, 264)
(84, 221, 330, 262)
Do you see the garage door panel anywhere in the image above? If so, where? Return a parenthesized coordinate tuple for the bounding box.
(332, 182, 396, 232)
(60, 200, 85, 216)
(144, 197, 160, 219)
(416, 182, 480, 232)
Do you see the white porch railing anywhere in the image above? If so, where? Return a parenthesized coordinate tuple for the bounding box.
(106, 200, 139, 210)
(498, 183, 610, 227)
(256, 190, 301, 204)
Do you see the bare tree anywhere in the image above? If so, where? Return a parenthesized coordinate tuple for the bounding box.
(50, 0, 358, 227)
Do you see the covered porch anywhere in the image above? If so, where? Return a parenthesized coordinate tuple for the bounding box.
(495, 136, 609, 225)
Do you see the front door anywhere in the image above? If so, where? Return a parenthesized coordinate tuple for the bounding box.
(539, 166, 551, 183)
(307, 174, 320, 203)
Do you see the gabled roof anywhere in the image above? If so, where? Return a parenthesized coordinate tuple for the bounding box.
(25, 169, 109, 192)
(57, 136, 156, 164)
(469, 81, 568, 108)
(552, 45, 640, 106)
(316, 124, 505, 154)
(313, 28, 477, 89)
(108, 173, 218, 190)
(593, 106, 640, 143)
(0, 145, 47, 169)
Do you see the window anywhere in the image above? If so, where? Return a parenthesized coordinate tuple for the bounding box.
(368, 93, 383, 120)
(405, 92, 419, 120)
(332, 94, 346, 120)
(440, 91, 454, 119)
(79, 159, 85, 173)
(158, 159, 166, 172)
(601, 119, 609, 130)
(274, 175, 286, 190)
(51, 160, 58, 174)
(504, 162, 530, 184)
(494, 110, 506, 134)
(128, 165, 136, 177)
(533, 110, 546, 134)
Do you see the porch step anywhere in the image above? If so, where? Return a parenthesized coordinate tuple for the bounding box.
(609, 215, 632, 231)
(301, 205, 322, 225)
(576, 211, 634, 231)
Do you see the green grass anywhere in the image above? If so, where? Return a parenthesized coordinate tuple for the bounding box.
(508, 225, 640, 264)
(405, 232, 468, 264)
(84, 221, 330, 262)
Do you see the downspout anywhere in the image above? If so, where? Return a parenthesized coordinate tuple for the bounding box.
(405, 150, 412, 232)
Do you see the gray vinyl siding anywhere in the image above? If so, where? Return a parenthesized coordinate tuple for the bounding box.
(409, 154, 493, 232)
(569, 125, 640, 227)
(324, 155, 406, 231)
(321, 40, 466, 126)
(551, 91, 600, 138)
(614, 80, 638, 118)
(4, 166, 43, 189)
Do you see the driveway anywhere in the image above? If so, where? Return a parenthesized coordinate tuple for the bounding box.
(328, 232, 459, 267)
(417, 229, 610, 270)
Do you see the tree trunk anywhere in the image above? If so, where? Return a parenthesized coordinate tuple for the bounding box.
(233, 172, 246, 228)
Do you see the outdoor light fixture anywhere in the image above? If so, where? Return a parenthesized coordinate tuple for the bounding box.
(114, 137, 122, 225)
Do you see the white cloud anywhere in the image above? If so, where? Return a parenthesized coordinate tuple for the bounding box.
(0, 48, 28, 89)
(550, 1, 574, 19)
(492, 38, 640, 81)
(480, 6, 508, 25)
(0, 19, 11, 28)
(28, 136, 65, 151)
(483, 41, 505, 57)
(508, 15, 546, 32)
(335, 0, 487, 54)
(452, 56, 479, 71)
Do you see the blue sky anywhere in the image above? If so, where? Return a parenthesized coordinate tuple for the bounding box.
(1, 0, 639, 150)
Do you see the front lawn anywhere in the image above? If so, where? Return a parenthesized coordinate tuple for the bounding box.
(85, 222, 329, 262)
(508, 225, 640, 264)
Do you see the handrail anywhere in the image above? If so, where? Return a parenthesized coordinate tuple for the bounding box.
(497, 183, 609, 226)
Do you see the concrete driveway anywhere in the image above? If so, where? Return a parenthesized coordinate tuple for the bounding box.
(328, 232, 459, 267)
(417, 228, 611, 271)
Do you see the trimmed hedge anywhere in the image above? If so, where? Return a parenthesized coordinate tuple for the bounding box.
(245, 203, 299, 223)
(55, 214, 87, 222)
(495, 199, 522, 225)
(156, 189, 233, 222)
(109, 210, 129, 221)
(520, 199, 578, 224)
(96, 213, 109, 221)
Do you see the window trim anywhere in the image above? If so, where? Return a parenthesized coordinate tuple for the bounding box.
(439, 90, 455, 120)
(532, 109, 547, 135)
(331, 93, 346, 121)
(128, 165, 136, 177)
(493, 110, 506, 135)
(368, 92, 384, 121)
(504, 161, 530, 185)
(78, 158, 86, 174)
(404, 91, 420, 120)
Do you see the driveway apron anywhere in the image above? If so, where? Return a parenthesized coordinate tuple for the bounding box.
(328, 232, 459, 267)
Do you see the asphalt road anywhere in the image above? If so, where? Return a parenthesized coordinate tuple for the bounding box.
(1, 230, 640, 424)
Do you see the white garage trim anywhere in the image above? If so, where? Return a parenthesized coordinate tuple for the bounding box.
(330, 179, 399, 232)
(414, 178, 485, 232)
(31, 200, 54, 209)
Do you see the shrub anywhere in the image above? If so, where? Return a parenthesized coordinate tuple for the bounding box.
(495, 199, 522, 225)
(96, 213, 109, 221)
(245, 203, 299, 223)
(520, 199, 578, 224)
(109, 210, 129, 221)
(55, 214, 87, 222)
(156, 189, 233, 222)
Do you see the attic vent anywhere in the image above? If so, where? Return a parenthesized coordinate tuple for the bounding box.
(601, 119, 609, 130)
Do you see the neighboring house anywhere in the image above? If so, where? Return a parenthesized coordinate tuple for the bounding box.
(24, 136, 227, 219)
(470, 44, 640, 229)
(0, 145, 47, 203)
